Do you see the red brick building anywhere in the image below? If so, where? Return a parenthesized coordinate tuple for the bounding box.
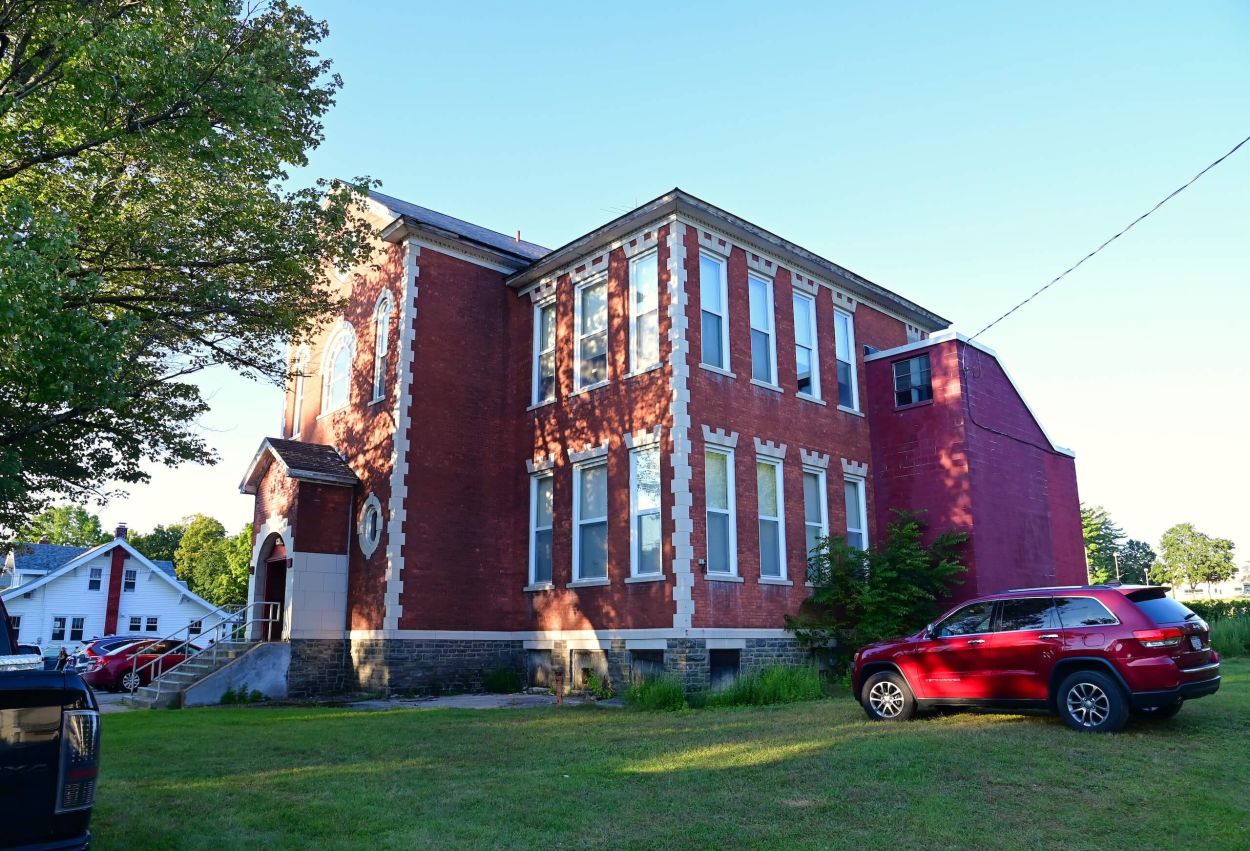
(239, 188, 1084, 695)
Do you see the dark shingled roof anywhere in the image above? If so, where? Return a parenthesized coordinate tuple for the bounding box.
(264, 439, 360, 486)
(6, 542, 176, 578)
(369, 188, 550, 263)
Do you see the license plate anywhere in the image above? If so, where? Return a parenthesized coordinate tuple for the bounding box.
(1190, 635, 1204, 650)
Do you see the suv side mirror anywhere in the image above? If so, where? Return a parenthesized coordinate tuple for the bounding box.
(925, 623, 938, 639)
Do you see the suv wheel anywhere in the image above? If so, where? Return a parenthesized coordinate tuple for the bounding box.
(861, 671, 916, 722)
(1057, 669, 1129, 733)
(119, 670, 142, 692)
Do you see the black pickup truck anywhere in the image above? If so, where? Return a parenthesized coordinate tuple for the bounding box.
(0, 597, 99, 850)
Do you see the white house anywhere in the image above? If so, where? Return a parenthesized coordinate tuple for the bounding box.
(1, 525, 222, 657)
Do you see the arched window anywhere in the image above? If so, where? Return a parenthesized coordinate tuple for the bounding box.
(372, 291, 393, 402)
(321, 320, 357, 415)
(291, 345, 310, 438)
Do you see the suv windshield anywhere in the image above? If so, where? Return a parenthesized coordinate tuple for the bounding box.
(1127, 589, 1199, 625)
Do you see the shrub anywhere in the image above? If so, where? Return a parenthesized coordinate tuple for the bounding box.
(700, 665, 825, 708)
(624, 676, 687, 711)
(1210, 615, 1250, 657)
(483, 668, 523, 694)
(583, 669, 615, 700)
(221, 687, 237, 705)
(1186, 599, 1250, 622)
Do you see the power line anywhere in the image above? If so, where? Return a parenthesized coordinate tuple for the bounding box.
(971, 132, 1250, 340)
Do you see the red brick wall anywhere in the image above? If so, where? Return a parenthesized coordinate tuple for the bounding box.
(254, 459, 298, 537)
(683, 228, 911, 629)
(294, 482, 353, 555)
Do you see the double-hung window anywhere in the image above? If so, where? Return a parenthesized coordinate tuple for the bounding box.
(893, 354, 933, 407)
(88, 566, 102, 591)
(371, 294, 392, 402)
(573, 462, 608, 581)
(123, 569, 136, 592)
(145, 617, 159, 633)
(802, 467, 829, 563)
(7, 615, 18, 635)
(129, 616, 142, 632)
(189, 619, 203, 636)
(575, 277, 608, 390)
(70, 617, 85, 642)
(699, 253, 729, 370)
(834, 309, 858, 409)
(529, 473, 554, 585)
(629, 252, 660, 373)
(756, 459, 785, 579)
(532, 302, 556, 405)
(704, 448, 737, 575)
(748, 274, 777, 384)
(793, 293, 820, 398)
(630, 445, 662, 577)
(323, 331, 354, 413)
(843, 476, 868, 550)
(51, 617, 66, 642)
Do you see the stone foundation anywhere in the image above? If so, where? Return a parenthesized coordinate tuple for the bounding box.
(284, 635, 810, 698)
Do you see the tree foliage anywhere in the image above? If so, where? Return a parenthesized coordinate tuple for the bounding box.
(0, 1, 377, 536)
(1081, 504, 1125, 584)
(1116, 539, 1156, 585)
(17, 505, 110, 546)
(1151, 523, 1237, 592)
(129, 522, 187, 564)
(785, 512, 968, 670)
(173, 514, 249, 606)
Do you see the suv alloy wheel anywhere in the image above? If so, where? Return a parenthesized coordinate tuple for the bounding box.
(861, 671, 916, 721)
(1056, 669, 1129, 733)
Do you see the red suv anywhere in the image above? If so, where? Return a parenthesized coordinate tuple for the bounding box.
(852, 585, 1221, 732)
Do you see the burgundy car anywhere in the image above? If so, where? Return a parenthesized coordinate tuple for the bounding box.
(852, 585, 1221, 732)
(80, 639, 199, 692)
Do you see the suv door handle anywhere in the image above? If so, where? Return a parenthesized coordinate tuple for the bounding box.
(1039, 633, 1060, 640)
(967, 639, 986, 645)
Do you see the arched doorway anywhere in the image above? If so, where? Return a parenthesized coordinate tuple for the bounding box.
(256, 535, 290, 642)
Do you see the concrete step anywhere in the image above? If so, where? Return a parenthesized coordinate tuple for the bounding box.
(133, 641, 267, 709)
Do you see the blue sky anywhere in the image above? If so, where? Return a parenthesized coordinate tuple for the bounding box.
(107, 1, 1249, 563)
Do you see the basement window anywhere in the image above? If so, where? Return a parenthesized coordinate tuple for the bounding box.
(630, 649, 665, 682)
(526, 649, 553, 689)
(893, 354, 933, 407)
(709, 649, 740, 691)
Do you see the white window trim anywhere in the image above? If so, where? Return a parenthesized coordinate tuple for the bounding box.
(572, 460, 608, 582)
(803, 466, 830, 583)
(128, 616, 142, 632)
(834, 308, 859, 411)
(573, 274, 609, 393)
(704, 446, 738, 577)
(699, 251, 731, 371)
(793, 291, 821, 401)
(370, 291, 393, 404)
(88, 566, 103, 590)
(629, 444, 663, 578)
(748, 273, 778, 386)
(531, 299, 557, 407)
(528, 471, 554, 589)
(628, 250, 660, 375)
(291, 345, 309, 438)
(320, 321, 357, 417)
(756, 457, 787, 581)
(844, 474, 868, 551)
(145, 616, 159, 634)
(358, 493, 384, 558)
(123, 568, 137, 592)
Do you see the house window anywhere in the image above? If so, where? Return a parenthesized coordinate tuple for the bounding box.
(704, 448, 737, 575)
(123, 568, 136, 592)
(756, 459, 785, 579)
(371, 292, 392, 402)
(575, 277, 608, 390)
(70, 617, 85, 642)
(699, 253, 729, 370)
(188, 619, 203, 636)
(88, 566, 103, 591)
(532, 301, 556, 405)
(793, 293, 820, 398)
(529, 473, 554, 585)
(129, 616, 142, 632)
(322, 325, 356, 414)
(51, 617, 66, 642)
(834, 309, 858, 409)
(146, 617, 159, 633)
(802, 467, 830, 565)
(629, 251, 660, 373)
(630, 445, 662, 577)
(358, 496, 383, 558)
(844, 477, 868, 550)
(291, 347, 309, 438)
(748, 274, 777, 384)
(573, 462, 608, 581)
(893, 354, 933, 407)
(8, 615, 19, 635)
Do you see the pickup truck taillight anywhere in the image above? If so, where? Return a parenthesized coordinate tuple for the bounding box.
(1133, 628, 1183, 648)
(56, 709, 100, 813)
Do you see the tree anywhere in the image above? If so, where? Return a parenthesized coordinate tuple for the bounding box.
(219, 525, 254, 606)
(786, 512, 968, 671)
(1081, 504, 1125, 584)
(1117, 539, 1156, 585)
(129, 523, 188, 564)
(0, 1, 377, 537)
(173, 515, 251, 606)
(17, 505, 110, 546)
(1151, 523, 1237, 592)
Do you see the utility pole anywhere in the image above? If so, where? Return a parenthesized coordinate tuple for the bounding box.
(1113, 551, 1121, 583)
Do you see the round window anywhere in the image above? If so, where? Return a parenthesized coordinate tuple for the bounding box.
(358, 495, 384, 557)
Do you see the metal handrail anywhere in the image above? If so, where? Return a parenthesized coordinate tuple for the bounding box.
(127, 600, 280, 694)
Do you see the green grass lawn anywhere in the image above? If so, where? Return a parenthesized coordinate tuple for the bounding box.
(95, 660, 1250, 850)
